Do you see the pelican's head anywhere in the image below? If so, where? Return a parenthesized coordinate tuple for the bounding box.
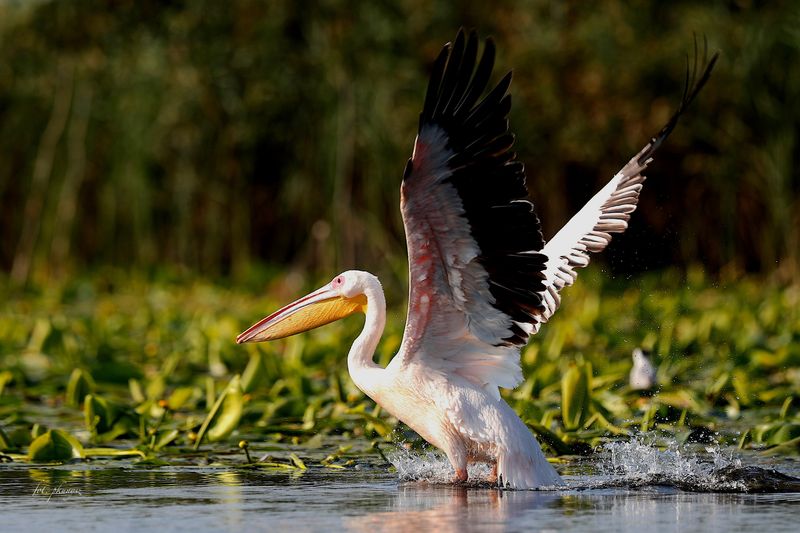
(236, 271, 368, 344)
(631, 348, 651, 367)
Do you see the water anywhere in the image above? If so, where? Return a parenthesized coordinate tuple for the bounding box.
(2, 441, 799, 532)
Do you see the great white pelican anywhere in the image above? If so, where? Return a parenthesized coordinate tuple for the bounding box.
(237, 30, 716, 489)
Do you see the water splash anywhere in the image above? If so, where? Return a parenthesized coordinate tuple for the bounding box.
(595, 437, 800, 493)
(596, 437, 745, 491)
(387, 447, 492, 486)
(387, 438, 800, 492)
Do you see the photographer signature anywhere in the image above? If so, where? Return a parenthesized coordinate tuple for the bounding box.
(32, 483, 83, 502)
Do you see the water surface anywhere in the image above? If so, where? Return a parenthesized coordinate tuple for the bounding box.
(2, 443, 799, 532)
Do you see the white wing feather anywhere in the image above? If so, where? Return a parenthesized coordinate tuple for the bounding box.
(531, 44, 719, 331)
(532, 146, 651, 333)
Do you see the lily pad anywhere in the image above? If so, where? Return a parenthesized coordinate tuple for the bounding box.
(84, 393, 137, 442)
(28, 430, 85, 462)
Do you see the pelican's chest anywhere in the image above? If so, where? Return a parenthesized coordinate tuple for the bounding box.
(361, 365, 450, 448)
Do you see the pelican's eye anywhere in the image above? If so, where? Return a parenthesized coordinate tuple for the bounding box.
(332, 276, 344, 288)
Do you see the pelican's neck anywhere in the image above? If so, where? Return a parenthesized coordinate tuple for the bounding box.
(347, 273, 386, 395)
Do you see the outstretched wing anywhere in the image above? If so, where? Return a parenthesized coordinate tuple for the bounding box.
(395, 30, 717, 397)
(531, 46, 718, 332)
(396, 29, 547, 397)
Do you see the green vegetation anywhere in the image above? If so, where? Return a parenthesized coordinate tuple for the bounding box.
(1, 269, 798, 467)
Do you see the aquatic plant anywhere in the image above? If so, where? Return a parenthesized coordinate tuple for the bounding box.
(0, 269, 797, 467)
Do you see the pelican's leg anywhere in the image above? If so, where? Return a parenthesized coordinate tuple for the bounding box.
(444, 445, 468, 483)
(488, 462, 498, 485)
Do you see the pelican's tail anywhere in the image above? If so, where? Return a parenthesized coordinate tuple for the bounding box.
(495, 402, 564, 489)
(497, 438, 563, 489)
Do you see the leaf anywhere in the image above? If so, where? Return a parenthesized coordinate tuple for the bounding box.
(241, 352, 267, 393)
(304, 433, 324, 449)
(753, 422, 782, 443)
(0, 370, 13, 396)
(154, 429, 180, 451)
(526, 421, 572, 456)
(738, 429, 752, 449)
(26, 318, 51, 352)
(205, 376, 216, 409)
(780, 396, 794, 419)
(257, 462, 300, 470)
(97, 421, 137, 443)
(84, 394, 136, 443)
(146, 375, 166, 401)
(167, 387, 196, 410)
(731, 369, 751, 406)
(194, 375, 243, 448)
(0, 427, 12, 451)
(84, 393, 111, 435)
(30, 424, 48, 441)
(761, 436, 800, 456)
(640, 404, 658, 432)
(208, 377, 243, 442)
(590, 411, 630, 436)
(28, 430, 85, 462)
(129, 379, 145, 404)
(83, 447, 146, 458)
(653, 390, 708, 414)
(66, 369, 95, 408)
(561, 362, 591, 431)
(8, 427, 32, 447)
(768, 423, 800, 445)
(706, 371, 730, 398)
(289, 452, 307, 470)
(345, 408, 393, 437)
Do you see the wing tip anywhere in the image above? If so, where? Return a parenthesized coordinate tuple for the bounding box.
(636, 37, 719, 166)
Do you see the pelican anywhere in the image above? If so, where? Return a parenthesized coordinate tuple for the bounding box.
(237, 30, 717, 489)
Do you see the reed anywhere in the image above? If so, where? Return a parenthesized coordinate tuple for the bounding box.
(0, 1, 797, 284)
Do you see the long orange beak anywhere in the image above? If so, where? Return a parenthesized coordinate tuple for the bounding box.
(236, 283, 367, 344)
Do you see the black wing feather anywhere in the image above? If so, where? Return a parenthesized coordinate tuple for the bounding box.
(443, 31, 479, 117)
(411, 28, 547, 346)
(454, 38, 495, 117)
(637, 39, 719, 166)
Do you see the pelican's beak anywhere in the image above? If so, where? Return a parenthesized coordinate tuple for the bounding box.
(236, 283, 367, 344)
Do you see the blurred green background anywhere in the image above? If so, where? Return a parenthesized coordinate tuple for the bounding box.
(1, 0, 798, 290)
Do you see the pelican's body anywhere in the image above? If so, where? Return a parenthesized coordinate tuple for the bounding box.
(345, 272, 560, 486)
(238, 30, 716, 489)
(372, 361, 560, 487)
